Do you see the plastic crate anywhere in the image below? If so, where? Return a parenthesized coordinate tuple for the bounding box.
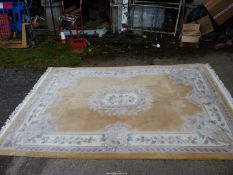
(0, 13, 11, 39)
(70, 38, 87, 49)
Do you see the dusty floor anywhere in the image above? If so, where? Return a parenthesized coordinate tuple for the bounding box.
(0, 46, 233, 175)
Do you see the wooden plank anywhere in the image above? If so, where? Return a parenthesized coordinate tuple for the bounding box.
(0, 40, 22, 44)
(180, 42, 199, 48)
(64, 5, 77, 13)
(21, 23, 28, 48)
(0, 23, 29, 49)
(69, 8, 81, 15)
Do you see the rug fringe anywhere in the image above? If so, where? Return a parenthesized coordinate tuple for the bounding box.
(206, 64, 233, 110)
(0, 67, 53, 139)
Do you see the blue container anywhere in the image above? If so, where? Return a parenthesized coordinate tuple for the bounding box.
(0, 1, 29, 32)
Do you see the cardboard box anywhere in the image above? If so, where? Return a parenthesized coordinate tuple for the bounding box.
(196, 15, 214, 35)
(181, 24, 201, 44)
(203, 0, 233, 25)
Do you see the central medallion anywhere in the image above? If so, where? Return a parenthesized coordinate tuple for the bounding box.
(102, 91, 139, 107)
(89, 86, 154, 116)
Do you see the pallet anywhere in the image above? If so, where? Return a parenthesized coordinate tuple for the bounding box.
(180, 42, 199, 48)
(0, 23, 29, 49)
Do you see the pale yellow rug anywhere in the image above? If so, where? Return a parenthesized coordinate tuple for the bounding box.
(0, 64, 233, 160)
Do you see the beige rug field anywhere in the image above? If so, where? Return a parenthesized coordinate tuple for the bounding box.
(0, 64, 233, 159)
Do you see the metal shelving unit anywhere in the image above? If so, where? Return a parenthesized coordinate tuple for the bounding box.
(129, 0, 185, 36)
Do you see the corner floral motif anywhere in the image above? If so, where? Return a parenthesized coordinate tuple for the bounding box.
(171, 68, 233, 147)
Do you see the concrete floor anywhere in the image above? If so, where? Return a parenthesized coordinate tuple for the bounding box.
(0, 50, 233, 175)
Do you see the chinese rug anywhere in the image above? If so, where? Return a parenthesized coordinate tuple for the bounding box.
(0, 64, 233, 159)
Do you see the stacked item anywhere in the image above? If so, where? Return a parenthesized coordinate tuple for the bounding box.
(180, 23, 201, 48)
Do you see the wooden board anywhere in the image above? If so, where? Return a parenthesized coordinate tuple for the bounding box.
(0, 23, 29, 49)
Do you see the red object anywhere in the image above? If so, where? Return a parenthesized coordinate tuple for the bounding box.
(70, 38, 87, 49)
(0, 14, 11, 39)
(0, 2, 13, 9)
(3, 2, 13, 9)
(69, 14, 87, 49)
(62, 0, 87, 49)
